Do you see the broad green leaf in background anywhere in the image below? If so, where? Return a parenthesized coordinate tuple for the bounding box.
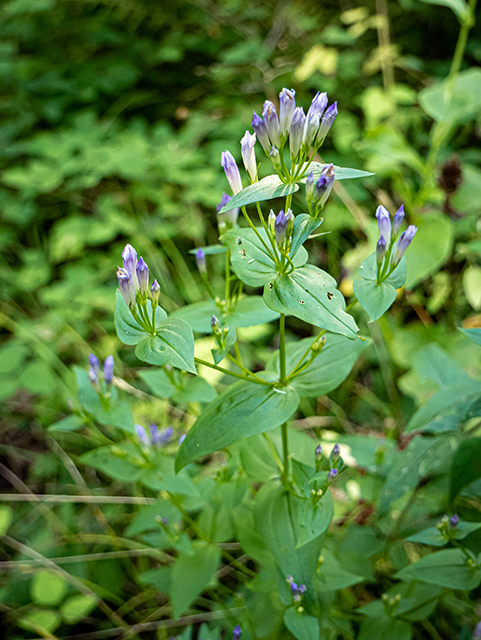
(463, 265, 481, 310)
(315, 550, 363, 592)
(459, 327, 481, 347)
(172, 296, 279, 333)
(450, 439, 481, 502)
(358, 616, 412, 640)
(267, 333, 370, 397)
(115, 291, 167, 346)
(284, 606, 320, 640)
(358, 582, 441, 622)
(354, 279, 397, 322)
(61, 595, 97, 624)
(222, 228, 307, 287)
(264, 265, 358, 338)
(419, 0, 468, 21)
(404, 213, 453, 289)
(80, 444, 144, 482)
(170, 541, 220, 619)
(135, 318, 196, 374)
(175, 380, 299, 470)
(418, 68, 481, 122)
(140, 368, 216, 403)
(407, 521, 481, 546)
(48, 415, 86, 432)
(395, 548, 481, 590)
(31, 571, 68, 606)
(0, 506, 13, 536)
(297, 491, 334, 548)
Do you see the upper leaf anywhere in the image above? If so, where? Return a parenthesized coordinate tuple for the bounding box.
(222, 227, 307, 287)
(175, 380, 299, 471)
(114, 290, 167, 346)
(290, 214, 324, 258)
(134, 317, 196, 374)
(218, 175, 299, 212)
(263, 264, 359, 339)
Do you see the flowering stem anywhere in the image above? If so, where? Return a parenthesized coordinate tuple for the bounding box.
(286, 329, 326, 382)
(279, 313, 290, 484)
(194, 357, 271, 386)
(241, 205, 277, 262)
(225, 250, 231, 304)
(226, 353, 268, 385)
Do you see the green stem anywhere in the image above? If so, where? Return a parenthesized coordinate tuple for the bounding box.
(262, 433, 284, 474)
(287, 329, 326, 380)
(225, 250, 231, 304)
(241, 206, 277, 261)
(226, 353, 268, 385)
(279, 313, 289, 484)
(194, 357, 271, 386)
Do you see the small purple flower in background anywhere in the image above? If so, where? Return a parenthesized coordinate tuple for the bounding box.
(392, 205, 405, 237)
(315, 444, 323, 458)
(135, 424, 149, 446)
(196, 249, 207, 274)
(318, 102, 338, 141)
(332, 443, 340, 459)
(241, 131, 257, 182)
(391, 225, 418, 267)
(473, 621, 481, 638)
(262, 100, 281, 148)
(274, 210, 287, 246)
(251, 111, 271, 155)
(232, 625, 242, 640)
(220, 151, 243, 195)
(104, 355, 114, 385)
(279, 88, 296, 140)
(376, 205, 391, 240)
(150, 424, 173, 447)
(89, 354, 100, 373)
(449, 514, 459, 529)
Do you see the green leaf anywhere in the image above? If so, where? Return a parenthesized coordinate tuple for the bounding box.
(297, 491, 334, 548)
(404, 212, 453, 289)
(61, 595, 97, 623)
(114, 290, 167, 346)
(170, 541, 221, 619)
(31, 570, 68, 606)
(135, 318, 196, 374)
(463, 265, 481, 310)
(139, 368, 216, 403)
(188, 244, 227, 255)
(284, 607, 320, 640)
(354, 279, 397, 322)
(315, 550, 363, 591)
(80, 444, 144, 482)
(290, 214, 324, 258)
(172, 296, 279, 333)
(459, 327, 481, 347)
(211, 327, 236, 364)
(18, 610, 61, 635)
(450, 439, 481, 502)
(395, 548, 481, 590)
(358, 616, 412, 640)
(419, 0, 468, 20)
(407, 521, 481, 547)
(218, 175, 299, 213)
(263, 265, 358, 338)
(267, 333, 369, 397)
(222, 228, 307, 287)
(358, 252, 407, 288)
(360, 583, 441, 622)
(48, 415, 85, 432)
(419, 68, 481, 122)
(0, 506, 13, 536)
(301, 163, 375, 181)
(176, 380, 299, 470)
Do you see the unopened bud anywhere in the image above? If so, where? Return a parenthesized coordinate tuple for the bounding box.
(104, 355, 114, 385)
(449, 514, 459, 529)
(150, 279, 160, 305)
(211, 314, 219, 331)
(315, 444, 323, 459)
(196, 249, 207, 274)
(270, 146, 282, 172)
(285, 209, 295, 236)
(312, 336, 326, 352)
(275, 210, 287, 246)
(332, 443, 340, 460)
(268, 209, 276, 235)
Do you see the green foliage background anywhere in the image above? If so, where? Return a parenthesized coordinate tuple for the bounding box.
(1, 0, 481, 638)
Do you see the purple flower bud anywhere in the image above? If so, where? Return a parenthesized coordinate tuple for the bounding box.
(318, 102, 338, 142)
(279, 88, 296, 139)
(150, 279, 160, 305)
(232, 625, 242, 640)
(270, 146, 281, 172)
(89, 354, 100, 372)
(313, 164, 335, 208)
(315, 444, 323, 458)
(161, 517, 169, 526)
(308, 91, 328, 119)
(473, 621, 481, 638)
(306, 171, 315, 203)
(220, 151, 242, 195)
(241, 131, 257, 182)
(135, 424, 149, 446)
(211, 314, 219, 330)
(332, 443, 340, 459)
(196, 249, 207, 274)
(178, 434, 186, 445)
(290, 581, 299, 594)
(117, 267, 136, 309)
(289, 107, 306, 159)
(150, 424, 173, 447)
(285, 209, 295, 236)
(217, 192, 239, 228)
(449, 514, 459, 529)
(392, 205, 405, 237)
(103, 355, 114, 385)
(122, 244, 139, 289)
(290, 582, 307, 602)
(136, 257, 149, 295)
(88, 368, 99, 387)
(377, 235, 387, 265)
(328, 468, 338, 481)
(262, 100, 281, 149)
(391, 225, 418, 267)
(303, 110, 321, 150)
(275, 210, 287, 246)
(252, 111, 271, 155)
(376, 205, 391, 240)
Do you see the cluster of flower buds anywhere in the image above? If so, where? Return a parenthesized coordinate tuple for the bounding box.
(375, 205, 418, 282)
(117, 244, 160, 311)
(381, 593, 401, 616)
(286, 576, 307, 608)
(306, 164, 335, 217)
(267, 207, 295, 251)
(217, 193, 239, 232)
(135, 424, 173, 448)
(437, 513, 460, 541)
(88, 354, 114, 396)
(210, 314, 230, 351)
